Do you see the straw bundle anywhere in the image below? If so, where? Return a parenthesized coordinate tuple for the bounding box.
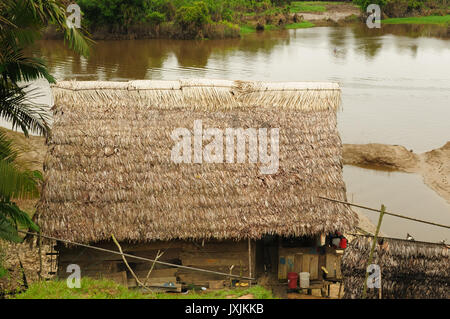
(36, 79, 357, 244)
(342, 236, 449, 299)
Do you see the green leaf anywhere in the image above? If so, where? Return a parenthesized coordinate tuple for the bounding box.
(0, 201, 39, 231)
(0, 214, 22, 243)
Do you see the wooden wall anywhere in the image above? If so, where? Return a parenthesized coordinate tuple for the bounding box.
(278, 245, 343, 282)
(57, 239, 255, 289)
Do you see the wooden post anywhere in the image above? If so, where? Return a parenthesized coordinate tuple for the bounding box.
(38, 230, 43, 281)
(248, 238, 252, 287)
(378, 268, 382, 299)
(362, 204, 385, 299)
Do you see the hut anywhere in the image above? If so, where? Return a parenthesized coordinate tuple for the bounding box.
(342, 236, 449, 299)
(35, 79, 358, 290)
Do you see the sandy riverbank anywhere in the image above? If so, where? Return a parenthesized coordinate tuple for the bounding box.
(343, 142, 450, 204)
(292, 3, 360, 23)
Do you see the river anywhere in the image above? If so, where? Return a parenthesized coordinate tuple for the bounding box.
(5, 24, 450, 242)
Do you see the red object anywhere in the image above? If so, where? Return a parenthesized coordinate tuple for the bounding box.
(287, 272, 298, 289)
(339, 238, 348, 249)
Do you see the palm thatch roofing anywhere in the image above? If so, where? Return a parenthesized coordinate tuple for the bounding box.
(35, 79, 358, 244)
(342, 236, 449, 299)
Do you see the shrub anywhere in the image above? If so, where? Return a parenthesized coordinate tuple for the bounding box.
(175, 1, 211, 31)
(147, 11, 166, 25)
(353, 0, 389, 11)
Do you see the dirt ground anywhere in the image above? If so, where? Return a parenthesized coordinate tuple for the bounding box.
(293, 3, 361, 22)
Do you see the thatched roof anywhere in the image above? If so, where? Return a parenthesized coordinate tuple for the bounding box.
(35, 79, 357, 243)
(342, 236, 449, 299)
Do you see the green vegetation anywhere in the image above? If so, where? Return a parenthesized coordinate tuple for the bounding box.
(285, 21, 315, 28)
(382, 14, 450, 25)
(0, 248, 7, 279)
(13, 278, 274, 299)
(289, 1, 327, 13)
(352, 0, 449, 18)
(0, 131, 41, 242)
(75, 0, 321, 39)
(240, 24, 257, 34)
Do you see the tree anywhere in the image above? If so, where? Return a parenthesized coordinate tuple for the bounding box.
(0, 0, 91, 242)
(0, 131, 40, 242)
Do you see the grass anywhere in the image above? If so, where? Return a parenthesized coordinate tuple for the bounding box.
(263, 24, 278, 31)
(11, 278, 274, 299)
(240, 25, 256, 35)
(289, 1, 347, 13)
(152, 285, 275, 299)
(285, 21, 315, 29)
(382, 15, 450, 26)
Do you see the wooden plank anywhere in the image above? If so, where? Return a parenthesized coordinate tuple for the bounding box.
(181, 252, 247, 267)
(103, 271, 128, 287)
(286, 255, 295, 273)
(325, 254, 337, 278)
(336, 254, 342, 279)
(133, 267, 178, 277)
(309, 255, 319, 280)
(182, 241, 248, 253)
(294, 253, 303, 273)
(278, 256, 287, 280)
(301, 254, 311, 274)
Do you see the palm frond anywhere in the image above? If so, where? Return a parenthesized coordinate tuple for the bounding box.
(0, 160, 41, 200)
(0, 130, 18, 163)
(0, 37, 55, 83)
(0, 201, 39, 231)
(0, 83, 51, 137)
(0, 214, 22, 243)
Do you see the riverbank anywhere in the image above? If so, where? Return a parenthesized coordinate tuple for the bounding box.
(382, 15, 450, 26)
(343, 142, 450, 204)
(44, 1, 359, 40)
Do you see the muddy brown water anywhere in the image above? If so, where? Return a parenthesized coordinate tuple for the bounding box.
(2, 24, 449, 242)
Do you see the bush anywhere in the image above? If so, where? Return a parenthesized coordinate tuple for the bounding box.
(147, 11, 166, 25)
(353, 0, 444, 17)
(353, 0, 388, 11)
(175, 1, 211, 30)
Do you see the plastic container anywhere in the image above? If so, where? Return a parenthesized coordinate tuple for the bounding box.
(332, 237, 341, 247)
(299, 272, 310, 288)
(339, 238, 348, 249)
(287, 272, 298, 289)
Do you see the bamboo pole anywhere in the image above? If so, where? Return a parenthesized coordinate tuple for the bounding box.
(318, 196, 450, 229)
(362, 204, 385, 299)
(111, 234, 150, 291)
(38, 230, 43, 281)
(248, 238, 252, 287)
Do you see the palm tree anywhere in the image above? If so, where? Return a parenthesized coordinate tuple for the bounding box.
(0, 131, 40, 242)
(0, 0, 92, 242)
